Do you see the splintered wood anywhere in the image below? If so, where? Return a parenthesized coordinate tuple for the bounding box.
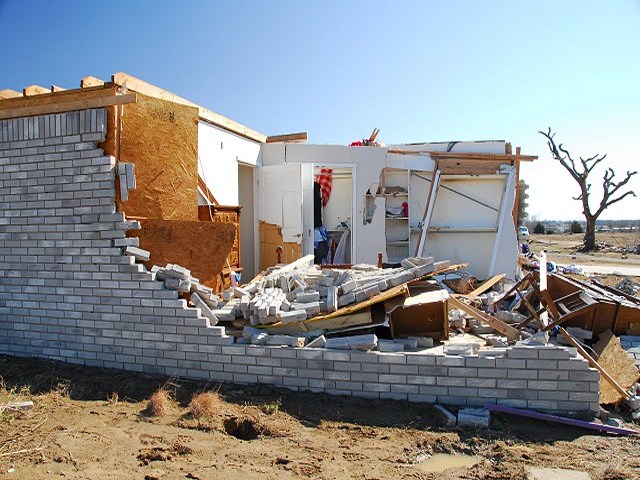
(203, 256, 458, 339)
(595, 330, 640, 405)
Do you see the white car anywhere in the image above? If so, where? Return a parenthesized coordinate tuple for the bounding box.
(519, 226, 530, 237)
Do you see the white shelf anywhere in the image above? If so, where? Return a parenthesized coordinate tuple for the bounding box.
(386, 216, 409, 221)
(387, 240, 409, 246)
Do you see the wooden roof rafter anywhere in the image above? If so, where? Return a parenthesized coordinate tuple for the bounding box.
(111, 72, 268, 143)
(0, 84, 136, 120)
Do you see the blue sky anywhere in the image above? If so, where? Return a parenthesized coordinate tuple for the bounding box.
(1, 0, 639, 220)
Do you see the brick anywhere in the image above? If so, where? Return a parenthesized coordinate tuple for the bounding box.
(568, 369, 599, 382)
(506, 347, 539, 359)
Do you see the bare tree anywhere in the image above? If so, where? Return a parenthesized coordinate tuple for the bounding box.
(539, 128, 637, 251)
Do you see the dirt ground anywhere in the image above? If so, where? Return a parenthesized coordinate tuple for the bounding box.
(528, 232, 640, 271)
(2, 233, 640, 480)
(1, 355, 639, 480)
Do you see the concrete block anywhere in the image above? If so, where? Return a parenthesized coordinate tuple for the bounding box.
(124, 246, 150, 262)
(190, 293, 219, 326)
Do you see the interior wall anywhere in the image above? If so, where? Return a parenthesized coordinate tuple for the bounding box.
(316, 167, 353, 230)
(238, 164, 256, 279)
(198, 121, 261, 205)
(258, 143, 520, 277)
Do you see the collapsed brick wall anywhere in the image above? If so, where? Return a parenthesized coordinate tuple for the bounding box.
(0, 109, 600, 414)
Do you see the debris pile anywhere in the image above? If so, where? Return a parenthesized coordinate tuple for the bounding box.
(615, 278, 640, 297)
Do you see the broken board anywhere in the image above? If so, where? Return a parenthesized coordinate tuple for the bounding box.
(594, 330, 640, 405)
(132, 219, 236, 288)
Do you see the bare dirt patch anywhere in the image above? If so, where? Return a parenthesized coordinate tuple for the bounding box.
(1, 355, 639, 479)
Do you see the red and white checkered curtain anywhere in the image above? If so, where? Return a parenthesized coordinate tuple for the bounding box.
(315, 168, 333, 207)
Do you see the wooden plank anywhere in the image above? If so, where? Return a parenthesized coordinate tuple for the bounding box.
(22, 85, 50, 96)
(198, 175, 219, 205)
(266, 132, 308, 143)
(430, 151, 538, 162)
(0, 93, 137, 120)
(449, 295, 520, 342)
(81, 76, 105, 88)
(111, 71, 267, 143)
(0, 84, 117, 109)
(558, 327, 631, 400)
(465, 273, 506, 297)
(262, 310, 372, 334)
(387, 149, 537, 162)
(0, 89, 21, 99)
(484, 403, 638, 436)
(305, 283, 409, 322)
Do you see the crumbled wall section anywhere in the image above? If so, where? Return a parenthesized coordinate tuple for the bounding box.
(0, 109, 599, 415)
(0, 109, 230, 374)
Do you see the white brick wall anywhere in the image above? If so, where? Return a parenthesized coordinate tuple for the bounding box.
(0, 109, 599, 415)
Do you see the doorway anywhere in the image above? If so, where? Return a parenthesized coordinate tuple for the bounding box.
(313, 166, 354, 264)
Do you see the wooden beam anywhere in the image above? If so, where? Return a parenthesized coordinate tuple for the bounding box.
(558, 326, 631, 400)
(266, 132, 308, 143)
(23, 85, 50, 96)
(50, 85, 67, 92)
(388, 149, 537, 162)
(449, 295, 521, 342)
(262, 310, 372, 334)
(0, 84, 117, 110)
(431, 151, 537, 162)
(81, 76, 105, 88)
(0, 93, 136, 120)
(111, 71, 267, 143)
(304, 283, 409, 323)
(198, 175, 219, 205)
(465, 273, 506, 298)
(0, 89, 21, 99)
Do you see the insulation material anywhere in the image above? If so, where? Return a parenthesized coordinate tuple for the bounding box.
(109, 94, 199, 220)
(594, 330, 640, 405)
(259, 221, 301, 271)
(132, 219, 236, 288)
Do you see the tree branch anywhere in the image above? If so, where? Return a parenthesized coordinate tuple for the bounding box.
(595, 169, 638, 216)
(538, 128, 581, 182)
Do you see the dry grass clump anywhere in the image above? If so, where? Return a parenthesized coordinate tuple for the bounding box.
(189, 391, 222, 419)
(146, 389, 173, 417)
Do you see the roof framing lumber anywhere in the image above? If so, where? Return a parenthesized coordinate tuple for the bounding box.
(1, 84, 117, 109)
(388, 149, 537, 162)
(0, 89, 21, 99)
(0, 90, 136, 120)
(23, 85, 50, 96)
(111, 72, 267, 143)
(266, 132, 308, 143)
(81, 76, 105, 88)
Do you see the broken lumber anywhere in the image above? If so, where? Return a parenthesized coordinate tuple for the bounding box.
(449, 295, 520, 343)
(465, 273, 506, 298)
(594, 330, 639, 405)
(558, 327, 631, 401)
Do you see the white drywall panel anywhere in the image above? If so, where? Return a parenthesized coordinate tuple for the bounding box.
(198, 121, 261, 205)
(260, 143, 286, 166)
(321, 173, 353, 230)
(430, 178, 503, 229)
